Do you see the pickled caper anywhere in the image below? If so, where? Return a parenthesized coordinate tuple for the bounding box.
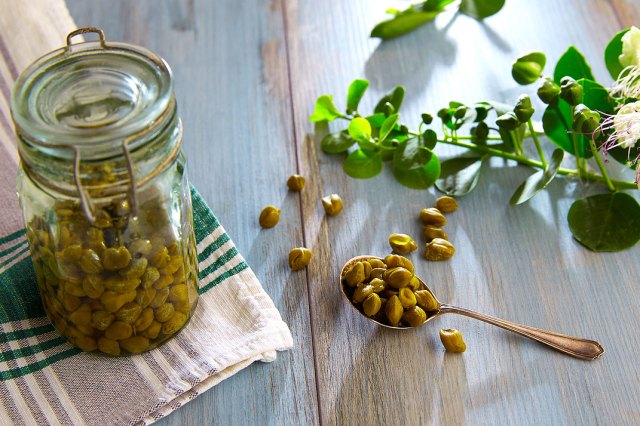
(103, 247, 132, 271)
(362, 293, 382, 317)
(98, 337, 121, 356)
(439, 329, 466, 352)
(385, 295, 403, 326)
(259, 205, 281, 228)
(383, 267, 413, 289)
(120, 336, 150, 354)
(343, 262, 365, 287)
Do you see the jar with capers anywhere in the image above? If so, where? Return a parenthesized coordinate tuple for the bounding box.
(11, 28, 199, 355)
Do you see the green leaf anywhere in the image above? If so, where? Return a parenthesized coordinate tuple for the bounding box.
(578, 79, 616, 114)
(393, 137, 433, 170)
(392, 153, 441, 189)
(553, 46, 595, 84)
(459, 0, 505, 19)
(346, 79, 369, 113)
(343, 149, 383, 179)
(568, 192, 640, 252)
(366, 113, 387, 129)
(604, 29, 630, 80)
(423, 0, 456, 12)
(371, 9, 440, 40)
(435, 155, 484, 196)
(309, 95, 344, 122)
(389, 86, 405, 112)
(510, 149, 564, 205)
(542, 101, 592, 158)
(348, 117, 372, 143)
(379, 114, 399, 142)
(511, 52, 546, 85)
(320, 131, 355, 154)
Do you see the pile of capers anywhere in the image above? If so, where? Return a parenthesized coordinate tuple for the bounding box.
(342, 254, 440, 327)
(26, 196, 199, 356)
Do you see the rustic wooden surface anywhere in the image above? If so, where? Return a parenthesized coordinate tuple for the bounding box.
(66, 1, 640, 424)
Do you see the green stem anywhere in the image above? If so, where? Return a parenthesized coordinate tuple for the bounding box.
(528, 120, 547, 168)
(440, 138, 637, 190)
(588, 136, 616, 192)
(456, 135, 503, 141)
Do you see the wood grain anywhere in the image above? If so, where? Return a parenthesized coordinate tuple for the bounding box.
(66, 0, 640, 424)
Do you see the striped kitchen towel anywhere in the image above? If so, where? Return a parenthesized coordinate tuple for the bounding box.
(0, 1, 293, 424)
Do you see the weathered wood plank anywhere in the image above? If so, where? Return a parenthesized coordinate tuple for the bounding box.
(65, 0, 319, 424)
(285, 0, 640, 424)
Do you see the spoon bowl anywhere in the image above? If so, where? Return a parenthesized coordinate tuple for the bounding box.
(340, 255, 605, 360)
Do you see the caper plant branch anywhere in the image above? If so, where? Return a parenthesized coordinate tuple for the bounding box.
(439, 136, 636, 190)
(528, 120, 547, 168)
(587, 135, 616, 192)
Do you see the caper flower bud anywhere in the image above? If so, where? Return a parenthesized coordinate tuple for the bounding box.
(259, 205, 281, 228)
(288, 247, 312, 271)
(537, 77, 561, 105)
(454, 106, 467, 120)
(513, 95, 534, 122)
(439, 329, 467, 352)
(496, 112, 520, 130)
(559, 76, 583, 106)
(421, 113, 433, 125)
(419, 207, 446, 226)
(388, 233, 418, 254)
(286, 174, 305, 192)
(321, 194, 343, 216)
(572, 104, 601, 134)
(424, 238, 455, 261)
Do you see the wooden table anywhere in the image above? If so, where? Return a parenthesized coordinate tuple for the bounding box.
(66, 1, 640, 424)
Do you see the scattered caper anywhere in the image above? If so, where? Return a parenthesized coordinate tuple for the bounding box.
(424, 238, 455, 261)
(439, 329, 467, 352)
(286, 174, 305, 191)
(435, 196, 458, 213)
(259, 205, 281, 228)
(321, 194, 343, 216)
(388, 233, 418, 254)
(288, 247, 312, 271)
(423, 225, 448, 242)
(419, 208, 446, 227)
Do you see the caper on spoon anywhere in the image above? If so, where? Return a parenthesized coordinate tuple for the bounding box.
(340, 255, 604, 361)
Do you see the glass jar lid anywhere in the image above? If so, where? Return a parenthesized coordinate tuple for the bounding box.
(10, 28, 174, 159)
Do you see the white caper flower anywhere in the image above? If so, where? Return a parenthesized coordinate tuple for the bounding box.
(619, 26, 640, 68)
(600, 101, 640, 184)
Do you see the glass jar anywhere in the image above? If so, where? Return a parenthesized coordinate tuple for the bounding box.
(10, 28, 199, 356)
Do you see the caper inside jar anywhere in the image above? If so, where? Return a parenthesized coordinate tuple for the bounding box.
(12, 28, 200, 355)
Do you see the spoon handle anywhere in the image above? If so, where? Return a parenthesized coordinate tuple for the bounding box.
(438, 304, 604, 360)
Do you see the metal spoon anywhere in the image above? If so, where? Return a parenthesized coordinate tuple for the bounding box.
(340, 256, 604, 361)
